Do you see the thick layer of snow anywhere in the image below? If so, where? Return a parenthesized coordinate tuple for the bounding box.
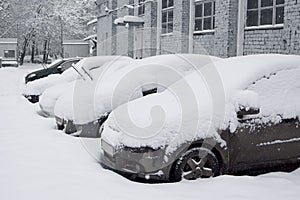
(39, 58, 134, 118)
(39, 82, 75, 117)
(102, 54, 300, 153)
(54, 59, 136, 121)
(54, 54, 221, 125)
(23, 56, 132, 96)
(1, 64, 300, 200)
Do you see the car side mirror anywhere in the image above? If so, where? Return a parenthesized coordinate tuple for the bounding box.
(235, 90, 260, 119)
(237, 107, 260, 119)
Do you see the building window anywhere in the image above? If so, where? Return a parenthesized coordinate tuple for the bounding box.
(194, 1, 215, 32)
(138, 0, 145, 16)
(246, 0, 284, 27)
(4, 50, 15, 58)
(162, 0, 174, 34)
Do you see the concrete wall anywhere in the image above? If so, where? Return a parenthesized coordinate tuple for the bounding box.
(63, 41, 89, 58)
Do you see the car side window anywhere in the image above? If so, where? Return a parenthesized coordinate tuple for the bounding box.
(247, 68, 300, 119)
(142, 88, 157, 96)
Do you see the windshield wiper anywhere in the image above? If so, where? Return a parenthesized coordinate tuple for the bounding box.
(42, 63, 47, 69)
(82, 66, 94, 81)
(71, 63, 86, 80)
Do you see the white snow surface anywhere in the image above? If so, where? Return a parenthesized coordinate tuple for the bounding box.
(23, 56, 132, 96)
(102, 54, 300, 153)
(1, 64, 300, 200)
(54, 58, 137, 122)
(55, 54, 221, 125)
(39, 81, 75, 117)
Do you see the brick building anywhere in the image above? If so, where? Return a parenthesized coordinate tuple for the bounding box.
(95, 0, 300, 58)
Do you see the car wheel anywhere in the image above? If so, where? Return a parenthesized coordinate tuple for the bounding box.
(57, 123, 64, 130)
(170, 147, 219, 182)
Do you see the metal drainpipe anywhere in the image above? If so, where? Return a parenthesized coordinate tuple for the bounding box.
(156, 0, 162, 55)
(188, 0, 194, 54)
(237, 0, 245, 56)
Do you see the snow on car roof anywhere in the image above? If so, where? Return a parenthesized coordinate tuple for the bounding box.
(102, 54, 300, 153)
(54, 54, 221, 124)
(54, 59, 136, 122)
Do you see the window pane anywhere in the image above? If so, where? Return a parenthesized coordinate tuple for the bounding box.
(213, 16, 215, 29)
(162, 12, 167, 23)
(168, 10, 173, 22)
(276, 0, 284, 5)
(162, 0, 168, 9)
(276, 6, 284, 24)
(247, 0, 258, 9)
(168, 22, 173, 33)
(195, 19, 203, 31)
(247, 10, 258, 26)
(261, 8, 273, 25)
(195, 4, 203, 18)
(204, 2, 212, 16)
(168, 0, 174, 7)
(203, 17, 212, 30)
(261, 0, 273, 7)
(4, 50, 15, 58)
(162, 23, 167, 34)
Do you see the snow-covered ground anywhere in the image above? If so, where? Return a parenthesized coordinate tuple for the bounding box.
(0, 64, 300, 200)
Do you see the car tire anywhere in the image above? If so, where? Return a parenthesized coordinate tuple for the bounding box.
(170, 147, 219, 182)
(57, 123, 64, 130)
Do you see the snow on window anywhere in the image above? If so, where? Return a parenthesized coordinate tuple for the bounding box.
(247, 67, 300, 121)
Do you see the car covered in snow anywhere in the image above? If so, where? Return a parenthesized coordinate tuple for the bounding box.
(24, 58, 81, 84)
(100, 54, 300, 182)
(39, 58, 134, 118)
(23, 56, 132, 103)
(54, 54, 221, 137)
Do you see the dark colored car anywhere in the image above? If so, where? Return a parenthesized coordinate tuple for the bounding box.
(25, 58, 81, 84)
(100, 54, 300, 182)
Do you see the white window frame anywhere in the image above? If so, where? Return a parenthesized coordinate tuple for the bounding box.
(161, 0, 174, 35)
(246, 0, 285, 29)
(138, 0, 146, 16)
(193, 0, 215, 34)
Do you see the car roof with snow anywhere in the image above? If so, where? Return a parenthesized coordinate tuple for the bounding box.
(54, 54, 221, 124)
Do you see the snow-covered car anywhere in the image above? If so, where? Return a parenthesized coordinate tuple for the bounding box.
(54, 54, 221, 137)
(24, 58, 81, 84)
(23, 56, 132, 103)
(39, 58, 134, 118)
(100, 54, 300, 182)
(38, 82, 75, 117)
